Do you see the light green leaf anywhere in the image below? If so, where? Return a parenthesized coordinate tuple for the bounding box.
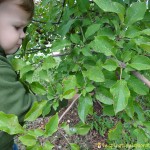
(28, 129, 44, 138)
(30, 82, 47, 95)
(63, 75, 77, 92)
(70, 143, 80, 150)
(125, 2, 146, 26)
(45, 113, 59, 136)
(92, 36, 115, 56)
(58, 19, 75, 36)
(94, 0, 125, 22)
(96, 92, 114, 105)
(78, 96, 93, 123)
(84, 66, 105, 82)
(125, 98, 134, 119)
(43, 141, 54, 150)
(70, 34, 80, 44)
(85, 24, 100, 39)
(42, 56, 57, 70)
(103, 59, 118, 71)
(63, 89, 76, 99)
(19, 135, 37, 147)
(11, 59, 26, 71)
(128, 76, 149, 95)
(25, 100, 47, 121)
(0, 111, 24, 134)
(129, 55, 150, 70)
(108, 122, 123, 141)
(110, 80, 130, 114)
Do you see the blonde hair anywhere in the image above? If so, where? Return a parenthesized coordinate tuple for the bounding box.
(0, 0, 34, 20)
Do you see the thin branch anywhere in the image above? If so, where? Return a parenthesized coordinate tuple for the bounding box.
(132, 71, 150, 88)
(59, 94, 81, 123)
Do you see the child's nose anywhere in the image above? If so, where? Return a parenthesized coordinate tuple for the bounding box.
(20, 31, 26, 39)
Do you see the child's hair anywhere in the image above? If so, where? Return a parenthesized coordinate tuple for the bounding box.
(0, 0, 34, 20)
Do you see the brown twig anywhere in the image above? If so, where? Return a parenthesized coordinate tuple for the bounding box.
(131, 71, 150, 88)
(59, 94, 81, 123)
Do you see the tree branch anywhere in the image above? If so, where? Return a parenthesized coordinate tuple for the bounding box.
(59, 94, 81, 123)
(131, 71, 150, 88)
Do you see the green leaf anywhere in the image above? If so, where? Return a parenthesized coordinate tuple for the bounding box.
(19, 135, 37, 147)
(77, 0, 90, 13)
(63, 75, 77, 92)
(70, 34, 80, 44)
(45, 113, 59, 136)
(74, 123, 91, 135)
(63, 89, 76, 99)
(78, 96, 93, 123)
(128, 76, 149, 95)
(108, 122, 123, 141)
(43, 141, 54, 150)
(85, 24, 101, 39)
(27, 129, 44, 138)
(0, 111, 24, 134)
(110, 80, 130, 114)
(51, 39, 71, 51)
(11, 58, 26, 71)
(25, 100, 47, 121)
(125, 2, 147, 26)
(92, 36, 115, 56)
(30, 82, 47, 95)
(70, 143, 80, 150)
(58, 19, 75, 36)
(103, 105, 115, 116)
(96, 92, 114, 105)
(42, 56, 57, 70)
(94, 0, 125, 22)
(103, 59, 118, 71)
(84, 66, 105, 82)
(125, 98, 134, 119)
(129, 55, 150, 70)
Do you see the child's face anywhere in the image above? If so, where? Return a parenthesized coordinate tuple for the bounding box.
(0, 1, 29, 54)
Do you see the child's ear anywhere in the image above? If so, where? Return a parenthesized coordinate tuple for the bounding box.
(23, 26, 28, 33)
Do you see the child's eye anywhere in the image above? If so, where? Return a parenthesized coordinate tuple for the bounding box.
(14, 26, 20, 30)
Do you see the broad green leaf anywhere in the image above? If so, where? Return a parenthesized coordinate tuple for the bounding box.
(92, 36, 115, 56)
(141, 28, 150, 36)
(63, 75, 77, 92)
(25, 100, 47, 121)
(51, 39, 71, 51)
(129, 55, 150, 70)
(30, 82, 47, 95)
(110, 80, 130, 114)
(70, 143, 80, 150)
(85, 24, 101, 39)
(125, 98, 134, 119)
(128, 76, 149, 95)
(77, 0, 90, 13)
(0, 111, 24, 134)
(63, 89, 76, 99)
(70, 34, 80, 44)
(84, 66, 105, 82)
(58, 19, 75, 36)
(45, 113, 59, 136)
(125, 2, 147, 26)
(19, 135, 36, 147)
(20, 64, 33, 78)
(134, 36, 150, 53)
(134, 101, 145, 122)
(28, 129, 44, 138)
(108, 122, 123, 141)
(133, 129, 148, 144)
(96, 92, 114, 105)
(42, 56, 57, 70)
(78, 96, 93, 123)
(74, 123, 90, 135)
(94, 0, 125, 22)
(43, 141, 54, 150)
(103, 105, 115, 116)
(11, 58, 26, 71)
(103, 59, 118, 71)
